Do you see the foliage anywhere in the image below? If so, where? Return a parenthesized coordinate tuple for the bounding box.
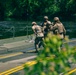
(0, 0, 76, 20)
(24, 33, 76, 75)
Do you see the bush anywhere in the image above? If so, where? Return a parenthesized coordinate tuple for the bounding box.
(24, 33, 76, 75)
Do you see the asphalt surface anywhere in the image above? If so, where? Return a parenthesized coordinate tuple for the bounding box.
(0, 48, 37, 75)
(0, 35, 37, 75)
(0, 36, 76, 75)
(0, 53, 37, 72)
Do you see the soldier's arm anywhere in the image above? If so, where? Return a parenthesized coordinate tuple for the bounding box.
(61, 23, 66, 38)
(50, 24, 58, 31)
(42, 26, 46, 32)
(32, 27, 36, 35)
(47, 21, 52, 28)
(63, 25, 66, 38)
(63, 27, 66, 34)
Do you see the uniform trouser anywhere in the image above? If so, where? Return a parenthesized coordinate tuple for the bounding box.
(35, 37, 44, 52)
(53, 33, 64, 52)
(58, 33, 64, 52)
(44, 31, 53, 38)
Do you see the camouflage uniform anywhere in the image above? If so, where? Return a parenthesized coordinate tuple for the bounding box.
(32, 22, 44, 52)
(41, 16, 52, 38)
(51, 17, 66, 40)
(50, 17, 66, 51)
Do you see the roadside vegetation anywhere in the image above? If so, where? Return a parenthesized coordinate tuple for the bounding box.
(24, 33, 76, 75)
(0, 0, 76, 21)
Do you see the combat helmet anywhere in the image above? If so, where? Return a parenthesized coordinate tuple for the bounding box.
(54, 17, 59, 21)
(44, 16, 48, 20)
(32, 22, 37, 25)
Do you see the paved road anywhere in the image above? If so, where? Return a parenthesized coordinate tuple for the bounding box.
(0, 52, 37, 72)
(0, 35, 36, 75)
(0, 38, 76, 75)
(0, 45, 37, 75)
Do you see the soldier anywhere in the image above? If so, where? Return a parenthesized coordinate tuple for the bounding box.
(50, 17, 66, 52)
(41, 16, 52, 38)
(32, 22, 44, 52)
(51, 17, 66, 41)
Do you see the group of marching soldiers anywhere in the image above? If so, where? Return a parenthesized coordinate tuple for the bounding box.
(32, 16, 66, 52)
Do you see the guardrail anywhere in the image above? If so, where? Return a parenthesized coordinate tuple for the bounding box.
(0, 25, 33, 39)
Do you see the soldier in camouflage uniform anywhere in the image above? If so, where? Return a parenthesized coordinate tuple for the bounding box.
(50, 17, 66, 51)
(32, 22, 44, 52)
(41, 16, 52, 38)
(50, 17, 66, 40)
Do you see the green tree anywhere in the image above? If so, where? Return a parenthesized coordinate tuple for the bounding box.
(66, 0, 76, 16)
(0, 0, 76, 20)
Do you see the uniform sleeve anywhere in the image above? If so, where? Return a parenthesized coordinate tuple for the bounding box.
(32, 26, 36, 34)
(63, 25, 66, 34)
(50, 24, 58, 31)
